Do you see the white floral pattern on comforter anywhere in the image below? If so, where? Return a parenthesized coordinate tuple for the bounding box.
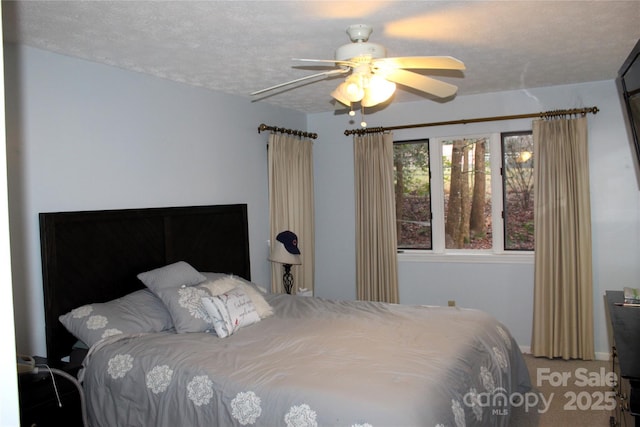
(79, 295, 531, 426)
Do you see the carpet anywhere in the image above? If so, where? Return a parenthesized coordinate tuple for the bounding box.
(509, 353, 615, 426)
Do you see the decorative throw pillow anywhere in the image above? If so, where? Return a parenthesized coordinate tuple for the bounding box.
(137, 261, 212, 333)
(59, 289, 174, 347)
(200, 275, 274, 319)
(201, 287, 261, 338)
(201, 272, 268, 294)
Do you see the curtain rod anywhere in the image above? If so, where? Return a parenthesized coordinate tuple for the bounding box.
(258, 123, 318, 140)
(343, 106, 599, 136)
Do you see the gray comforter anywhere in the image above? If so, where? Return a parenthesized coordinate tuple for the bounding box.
(80, 295, 531, 426)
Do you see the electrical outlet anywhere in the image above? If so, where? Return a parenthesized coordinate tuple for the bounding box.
(448, 300, 456, 307)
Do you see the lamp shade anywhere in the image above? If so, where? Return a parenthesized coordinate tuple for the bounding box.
(269, 230, 302, 265)
(269, 241, 301, 265)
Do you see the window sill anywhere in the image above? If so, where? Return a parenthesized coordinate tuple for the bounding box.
(397, 250, 534, 264)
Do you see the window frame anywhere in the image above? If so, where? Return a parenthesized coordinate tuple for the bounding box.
(394, 138, 433, 251)
(501, 131, 535, 252)
(395, 132, 534, 264)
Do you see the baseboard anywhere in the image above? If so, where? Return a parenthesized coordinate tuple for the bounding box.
(519, 345, 611, 361)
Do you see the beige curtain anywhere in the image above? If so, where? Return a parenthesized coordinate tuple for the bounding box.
(353, 132, 399, 303)
(531, 116, 594, 360)
(268, 132, 315, 294)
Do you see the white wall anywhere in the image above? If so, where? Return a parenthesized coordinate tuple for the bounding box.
(7, 42, 640, 360)
(4, 44, 306, 356)
(309, 80, 640, 358)
(0, 9, 20, 425)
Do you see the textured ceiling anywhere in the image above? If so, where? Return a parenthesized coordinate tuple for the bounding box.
(3, 1, 640, 113)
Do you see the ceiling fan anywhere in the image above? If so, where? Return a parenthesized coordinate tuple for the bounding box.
(251, 24, 465, 110)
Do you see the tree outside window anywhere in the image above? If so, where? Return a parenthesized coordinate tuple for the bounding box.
(441, 137, 491, 249)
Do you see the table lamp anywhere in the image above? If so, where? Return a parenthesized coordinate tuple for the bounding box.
(269, 230, 301, 294)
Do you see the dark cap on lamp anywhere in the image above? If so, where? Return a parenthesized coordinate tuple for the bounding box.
(276, 230, 300, 255)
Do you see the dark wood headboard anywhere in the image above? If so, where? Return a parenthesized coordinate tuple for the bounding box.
(39, 204, 251, 363)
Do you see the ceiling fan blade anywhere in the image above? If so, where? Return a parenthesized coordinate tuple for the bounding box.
(385, 69, 458, 98)
(375, 56, 465, 70)
(292, 58, 359, 68)
(250, 68, 349, 96)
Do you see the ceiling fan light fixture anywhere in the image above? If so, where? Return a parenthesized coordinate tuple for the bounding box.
(334, 74, 365, 103)
(330, 86, 351, 107)
(361, 75, 396, 107)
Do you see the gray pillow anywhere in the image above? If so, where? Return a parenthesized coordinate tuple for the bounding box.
(137, 261, 213, 333)
(59, 289, 174, 347)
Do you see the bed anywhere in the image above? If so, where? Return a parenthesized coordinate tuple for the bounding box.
(39, 204, 532, 427)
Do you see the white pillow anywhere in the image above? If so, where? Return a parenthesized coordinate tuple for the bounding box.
(201, 272, 268, 294)
(200, 275, 273, 319)
(201, 287, 261, 338)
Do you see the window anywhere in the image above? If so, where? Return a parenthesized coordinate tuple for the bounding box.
(393, 131, 534, 254)
(502, 132, 534, 250)
(394, 139, 431, 249)
(440, 137, 492, 249)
